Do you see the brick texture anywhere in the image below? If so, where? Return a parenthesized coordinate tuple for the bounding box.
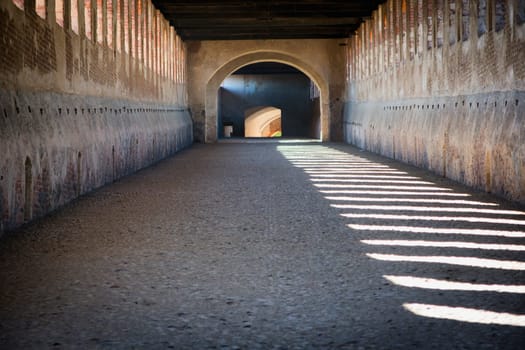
(0, 0, 192, 234)
(344, 0, 525, 204)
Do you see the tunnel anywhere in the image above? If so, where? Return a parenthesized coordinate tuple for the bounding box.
(0, 0, 524, 348)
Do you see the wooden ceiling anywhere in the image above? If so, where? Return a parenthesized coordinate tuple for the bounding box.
(151, 1, 384, 41)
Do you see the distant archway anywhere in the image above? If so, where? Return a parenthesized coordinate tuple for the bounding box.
(244, 106, 282, 138)
(205, 51, 330, 143)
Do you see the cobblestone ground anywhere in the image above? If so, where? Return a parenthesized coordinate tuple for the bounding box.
(1, 141, 524, 349)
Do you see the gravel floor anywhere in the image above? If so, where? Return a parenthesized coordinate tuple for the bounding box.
(0, 140, 524, 349)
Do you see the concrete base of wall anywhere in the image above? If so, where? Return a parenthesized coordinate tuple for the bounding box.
(344, 91, 525, 204)
(0, 90, 193, 234)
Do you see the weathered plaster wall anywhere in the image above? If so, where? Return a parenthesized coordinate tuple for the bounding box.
(0, 91, 192, 232)
(0, 0, 192, 233)
(186, 39, 347, 142)
(344, 0, 525, 204)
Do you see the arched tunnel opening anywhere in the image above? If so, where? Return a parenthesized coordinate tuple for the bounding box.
(217, 62, 321, 140)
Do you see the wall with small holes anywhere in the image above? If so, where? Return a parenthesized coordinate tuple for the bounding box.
(0, 0, 192, 233)
(343, 0, 525, 204)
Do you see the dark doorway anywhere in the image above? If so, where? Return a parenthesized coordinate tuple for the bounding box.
(218, 62, 321, 139)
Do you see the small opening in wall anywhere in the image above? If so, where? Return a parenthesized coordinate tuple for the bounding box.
(55, 0, 64, 27)
(84, 0, 92, 40)
(24, 156, 32, 222)
(96, 0, 103, 44)
(516, 100, 519, 106)
(3, 109, 7, 118)
(76, 152, 82, 197)
(477, 102, 479, 108)
(112, 145, 116, 180)
(449, 0, 457, 45)
(36, 0, 46, 19)
(518, 0, 525, 25)
(12, 0, 24, 10)
(461, 0, 470, 41)
(478, 0, 487, 36)
(71, 0, 79, 33)
(59, 108, 62, 114)
(505, 100, 507, 106)
(28, 106, 31, 113)
(469, 102, 472, 108)
(75, 108, 78, 114)
(455, 102, 458, 108)
(495, 0, 506, 32)
(67, 108, 70, 114)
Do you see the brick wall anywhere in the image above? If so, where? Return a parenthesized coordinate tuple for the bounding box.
(0, 0, 192, 234)
(344, 0, 525, 204)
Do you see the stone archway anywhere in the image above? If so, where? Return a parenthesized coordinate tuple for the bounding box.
(244, 106, 282, 138)
(205, 51, 330, 143)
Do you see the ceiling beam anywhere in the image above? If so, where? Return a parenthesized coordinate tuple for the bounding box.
(172, 17, 362, 27)
(151, 0, 383, 41)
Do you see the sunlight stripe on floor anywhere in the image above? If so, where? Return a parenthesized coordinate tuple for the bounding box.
(349, 224, 525, 238)
(385, 275, 525, 293)
(367, 253, 525, 270)
(403, 303, 525, 327)
(331, 204, 525, 215)
(343, 213, 525, 226)
(318, 190, 468, 198)
(362, 239, 525, 251)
